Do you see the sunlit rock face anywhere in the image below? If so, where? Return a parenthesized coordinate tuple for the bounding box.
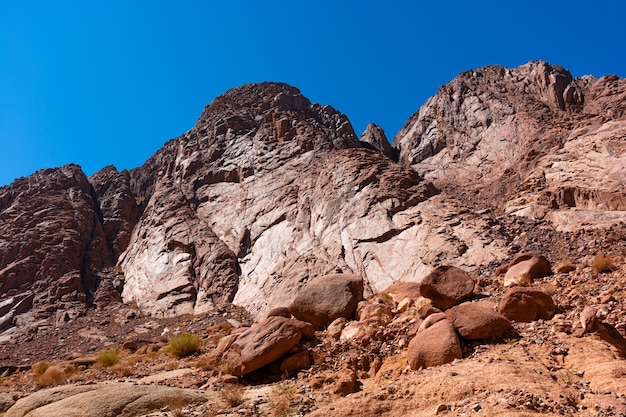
(393, 60, 626, 231)
(2, 61, 625, 331)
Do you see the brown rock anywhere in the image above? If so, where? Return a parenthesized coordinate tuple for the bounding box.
(498, 287, 556, 322)
(447, 302, 511, 340)
(503, 253, 552, 287)
(327, 317, 348, 339)
(280, 350, 311, 374)
(266, 307, 292, 319)
(289, 274, 364, 329)
(383, 282, 423, 303)
(419, 266, 475, 310)
(356, 300, 393, 325)
(359, 123, 395, 160)
(407, 319, 462, 369)
(221, 316, 303, 376)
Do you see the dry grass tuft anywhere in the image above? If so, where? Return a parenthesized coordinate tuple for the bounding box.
(169, 333, 201, 358)
(592, 255, 616, 274)
(220, 385, 245, 407)
(36, 366, 65, 387)
(96, 350, 120, 367)
(269, 382, 296, 417)
(31, 362, 50, 376)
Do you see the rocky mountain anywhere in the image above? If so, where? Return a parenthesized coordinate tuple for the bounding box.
(1, 61, 625, 336)
(394, 61, 626, 230)
(1, 60, 625, 416)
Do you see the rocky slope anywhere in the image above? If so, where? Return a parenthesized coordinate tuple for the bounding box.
(0, 60, 625, 416)
(394, 61, 626, 230)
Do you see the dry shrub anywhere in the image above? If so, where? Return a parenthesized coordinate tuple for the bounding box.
(220, 385, 245, 407)
(169, 334, 201, 358)
(36, 366, 65, 387)
(592, 255, 616, 274)
(269, 382, 296, 417)
(554, 260, 576, 274)
(96, 350, 120, 367)
(32, 362, 50, 376)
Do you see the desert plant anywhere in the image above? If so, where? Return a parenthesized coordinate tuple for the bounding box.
(220, 385, 245, 407)
(96, 349, 120, 367)
(32, 362, 50, 376)
(269, 382, 296, 417)
(592, 255, 616, 274)
(168, 333, 201, 358)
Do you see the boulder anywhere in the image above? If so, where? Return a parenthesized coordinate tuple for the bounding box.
(447, 302, 511, 340)
(498, 287, 556, 322)
(419, 266, 475, 310)
(383, 282, 423, 303)
(221, 316, 304, 376)
(407, 319, 462, 369)
(503, 253, 552, 287)
(289, 274, 364, 329)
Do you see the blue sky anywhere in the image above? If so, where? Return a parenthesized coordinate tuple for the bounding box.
(1, 1, 625, 187)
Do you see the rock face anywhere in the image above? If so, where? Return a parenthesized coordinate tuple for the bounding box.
(1, 62, 625, 336)
(0, 165, 111, 333)
(289, 274, 364, 329)
(394, 60, 626, 231)
(359, 123, 395, 160)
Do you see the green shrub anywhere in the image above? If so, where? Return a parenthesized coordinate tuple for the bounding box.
(168, 333, 201, 358)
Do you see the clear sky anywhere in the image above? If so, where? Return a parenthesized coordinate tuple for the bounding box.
(1, 1, 625, 187)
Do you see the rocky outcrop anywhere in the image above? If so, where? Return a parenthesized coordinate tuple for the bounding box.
(4, 383, 207, 417)
(0, 165, 111, 335)
(116, 82, 509, 320)
(394, 61, 626, 231)
(359, 123, 395, 160)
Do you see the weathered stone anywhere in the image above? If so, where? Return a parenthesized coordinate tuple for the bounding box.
(266, 306, 292, 319)
(356, 300, 393, 325)
(498, 287, 556, 322)
(221, 316, 303, 376)
(4, 383, 206, 417)
(447, 302, 511, 340)
(280, 350, 311, 373)
(407, 319, 462, 369)
(419, 266, 475, 310)
(359, 123, 395, 159)
(289, 274, 364, 329)
(327, 317, 348, 339)
(383, 282, 423, 303)
(503, 253, 552, 287)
